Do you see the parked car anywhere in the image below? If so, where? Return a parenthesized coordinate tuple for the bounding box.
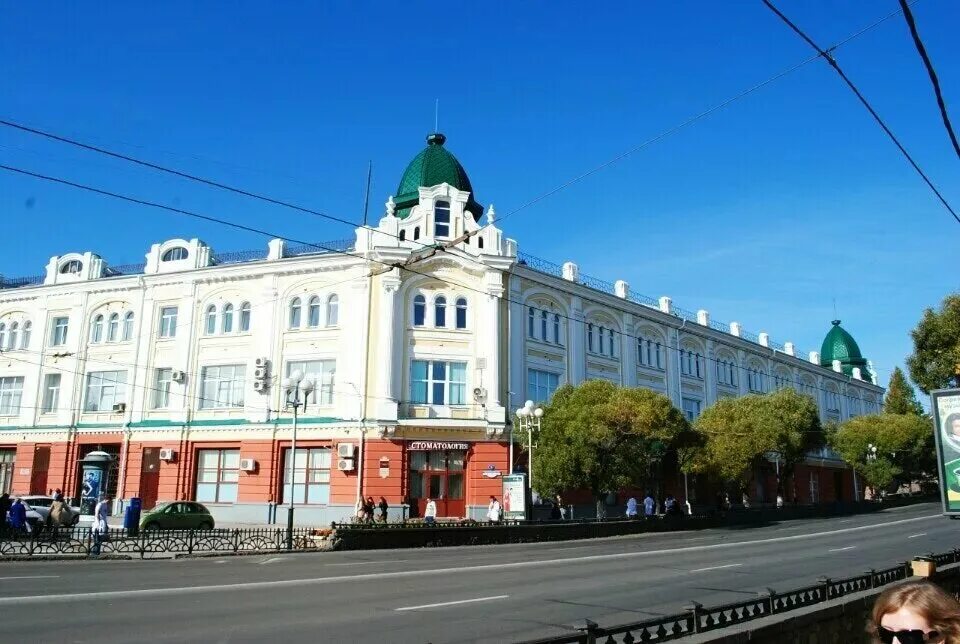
(139, 501, 215, 531)
(20, 495, 82, 527)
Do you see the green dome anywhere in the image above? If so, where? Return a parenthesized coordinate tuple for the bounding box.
(820, 320, 871, 381)
(394, 133, 483, 220)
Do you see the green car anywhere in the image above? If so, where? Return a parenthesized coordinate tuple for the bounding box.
(139, 501, 216, 531)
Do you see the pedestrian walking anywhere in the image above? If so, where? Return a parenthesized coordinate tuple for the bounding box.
(556, 494, 566, 520)
(364, 496, 376, 524)
(91, 495, 110, 556)
(8, 497, 28, 535)
(486, 496, 502, 524)
(355, 497, 366, 523)
(53, 488, 63, 502)
(664, 494, 679, 516)
(643, 491, 655, 518)
(776, 493, 785, 509)
(49, 497, 73, 536)
(424, 498, 437, 525)
(0, 492, 11, 537)
(625, 496, 638, 519)
(742, 492, 750, 509)
(377, 496, 389, 524)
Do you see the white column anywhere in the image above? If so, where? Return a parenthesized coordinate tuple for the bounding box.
(375, 272, 401, 421)
(622, 314, 637, 387)
(667, 327, 682, 407)
(705, 339, 718, 405)
(482, 271, 504, 424)
(507, 277, 525, 411)
(568, 296, 586, 385)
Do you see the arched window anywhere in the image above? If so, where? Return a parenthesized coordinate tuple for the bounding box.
(239, 302, 251, 332)
(434, 201, 451, 237)
(553, 314, 561, 344)
(90, 315, 103, 343)
(413, 227, 420, 241)
(161, 247, 189, 262)
(608, 328, 615, 357)
(587, 323, 594, 352)
(478, 237, 484, 250)
(20, 321, 31, 349)
(122, 312, 134, 341)
(107, 313, 120, 342)
(204, 305, 217, 335)
(540, 310, 547, 340)
(434, 295, 447, 327)
(0, 324, 5, 349)
(8, 322, 18, 350)
(413, 294, 426, 327)
(307, 296, 321, 328)
(598, 326, 605, 354)
(399, 229, 406, 241)
(455, 297, 467, 329)
(326, 294, 339, 327)
(528, 307, 535, 338)
(222, 303, 234, 333)
(289, 297, 302, 329)
(59, 259, 82, 274)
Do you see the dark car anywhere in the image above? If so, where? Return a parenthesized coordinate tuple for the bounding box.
(139, 501, 215, 531)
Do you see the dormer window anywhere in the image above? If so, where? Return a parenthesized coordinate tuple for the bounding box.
(434, 201, 450, 238)
(60, 259, 83, 274)
(162, 247, 189, 262)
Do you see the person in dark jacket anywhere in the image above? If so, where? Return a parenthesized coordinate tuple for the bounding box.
(0, 493, 10, 536)
(8, 497, 28, 534)
(377, 497, 389, 523)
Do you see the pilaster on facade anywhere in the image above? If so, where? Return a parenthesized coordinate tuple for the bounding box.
(622, 314, 638, 387)
(374, 270, 402, 422)
(704, 339, 718, 406)
(667, 328, 682, 407)
(506, 276, 525, 412)
(568, 296, 586, 385)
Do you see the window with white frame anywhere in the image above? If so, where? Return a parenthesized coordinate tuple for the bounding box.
(748, 369, 766, 393)
(637, 336, 664, 370)
(158, 306, 178, 338)
(60, 259, 82, 274)
(587, 323, 595, 352)
(528, 369, 560, 402)
(20, 321, 30, 350)
(434, 295, 447, 327)
(222, 303, 234, 334)
(204, 305, 217, 335)
(717, 359, 738, 387)
(681, 397, 702, 422)
(281, 447, 332, 505)
(410, 360, 467, 405)
(5, 323, 17, 351)
(153, 368, 173, 409)
(0, 377, 24, 415)
(681, 349, 703, 379)
(83, 370, 127, 412)
(307, 296, 320, 328)
(413, 294, 426, 327)
(50, 316, 69, 347)
(553, 314, 561, 344)
(455, 298, 467, 329)
(290, 297, 302, 329)
(286, 360, 336, 405)
(90, 315, 104, 343)
(239, 302, 251, 332)
(198, 365, 245, 409)
(41, 373, 61, 413)
(326, 294, 339, 327)
(161, 246, 188, 262)
(122, 312, 134, 341)
(107, 313, 119, 342)
(434, 200, 451, 238)
(195, 449, 239, 503)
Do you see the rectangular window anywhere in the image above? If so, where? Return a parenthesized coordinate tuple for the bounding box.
(158, 306, 178, 338)
(41, 373, 61, 413)
(682, 397, 701, 422)
(83, 370, 127, 412)
(434, 201, 451, 238)
(195, 449, 239, 503)
(199, 365, 245, 409)
(285, 360, 336, 405)
(0, 377, 24, 415)
(587, 324, 594, 352)
(153, 368, 173, 409)
(0, 449, 14, 495)
(281, 447, 332, 505)
(50, 316, 69, 346)
(410, 360, 467, 405)
(528, 369, 560, 403)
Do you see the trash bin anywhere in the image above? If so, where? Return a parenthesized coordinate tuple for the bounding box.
(912, 556, 936, 578)
(124, 497, 142, 535)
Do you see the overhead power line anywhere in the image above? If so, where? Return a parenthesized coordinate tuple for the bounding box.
(761, 0, 960, 226)
(897, 0, 960, 160)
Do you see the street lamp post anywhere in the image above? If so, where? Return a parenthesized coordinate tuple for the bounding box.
(515, 400, 543, 492)
(282, 370, 315, 550)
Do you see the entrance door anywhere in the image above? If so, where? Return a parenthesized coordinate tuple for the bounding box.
(139, 447, 161, 510)
(0, 449, 14, 495)
(30, 446, 50, 495)
(409, 449, 466, 518)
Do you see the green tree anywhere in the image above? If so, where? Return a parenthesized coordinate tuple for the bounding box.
(689, 388, 822, 495)
(529, 380, 693, 518)
(828, 414, 934, 495)
(884, 367, 925, 416)
(907, 294, 960, 394)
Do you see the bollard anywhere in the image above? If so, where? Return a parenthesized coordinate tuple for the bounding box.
(685, 601, 704, 633)
(574, 618, 600, 644)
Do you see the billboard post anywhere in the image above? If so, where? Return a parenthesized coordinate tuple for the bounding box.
(930, 388, 960, 514)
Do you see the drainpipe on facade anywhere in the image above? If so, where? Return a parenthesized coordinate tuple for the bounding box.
(115, 276, 147, 512)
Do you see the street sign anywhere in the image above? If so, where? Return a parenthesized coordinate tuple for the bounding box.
(931, 388, 960, 514)
(502, 474, 526, 520)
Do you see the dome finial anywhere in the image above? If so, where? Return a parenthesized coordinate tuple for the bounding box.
(831, 319, 841, 326)
(426, 132, 446, 146)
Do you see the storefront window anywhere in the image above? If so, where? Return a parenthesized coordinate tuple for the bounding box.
(281, 447, 331, 505)
(195, 449, 239, 503)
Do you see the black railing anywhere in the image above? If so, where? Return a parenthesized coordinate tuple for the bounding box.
(517, 554, 957, 643)
(0, 526, 333, 559)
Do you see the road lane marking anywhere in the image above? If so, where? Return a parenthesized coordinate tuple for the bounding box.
(828, 547, 856, 552)
(908, 533, 928, 539)
(0, 513, 940, 605)
(395, 595, 509, 611)
(327, 560, 408, 567)
(258, 557, 287, 565)
(0, 576, 60, 580)
(690, 564, 742, 573)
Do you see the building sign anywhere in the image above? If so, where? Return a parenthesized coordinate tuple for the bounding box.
(408, 441, 469, 451)
(932, 389, 960, 513)
(482, 464, 502, 478)
(502, 474, 526, 520)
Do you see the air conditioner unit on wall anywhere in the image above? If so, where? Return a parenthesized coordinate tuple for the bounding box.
(158, 448, 175, 461)
(254, 367, 267, 380)
(239, 458, 256, 472)
(252, 380, 267, 392)
(255, 357, 269, 368)
(112, 402, 126, 413)
(171, 370, 186, 383)
(337, 459, 356, 472)
(337, 443, 356, 459)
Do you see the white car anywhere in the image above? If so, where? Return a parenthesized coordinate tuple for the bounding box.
(19, 495, 82, 527)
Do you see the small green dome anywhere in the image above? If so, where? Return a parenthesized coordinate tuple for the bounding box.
(820, 320, 871, 381)
(394, 133, 483, 220)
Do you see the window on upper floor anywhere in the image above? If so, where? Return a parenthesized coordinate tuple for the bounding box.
(107, 313, 120, 342)
(528, 307, 535, 338)
(158, 307, 178, 338)
(0, 377, 24, 416)
(286, 360, 336, 406)
(83, 370, 127, 412)
(122, 312, 134, 341)
(413, 227, 420, 241)
(717, 359, 738, 387)
(153, 368, 173, 409)
(205, 305, 217, 335)
(41, 373, 61, 414)
(239, 303, 251, 332)
(20, 321, 30, 350)
(326, 295, 338, 327)
(0, 323, 5, 349)
(90, 315, 104, 344)
(399, 229, 406, 241)
(598, 326, 605, 354)
(289, 298, 302, 329)
(748, 369, 766, 393)
(682, 397, 702, 422)
(825, 390, 841, 412)
(198, 364, 245, 409)
(59, 259, 82, 274)
(528, 369, 560, 403)
(478, 236, 484, 250)
(222, 304, 234, 334)
(455, 297, 467, 330)
(607, 328, 615, 358)
(410, 360, 466, 405)
(413, 294, 426, 327)
(434, 201, 451, 238)
(553, 314, 561, 344)
(6, 322, 18, 351)
(681, 350, 703, 379)
(587, 323, 595, 352)
(50, 317, 69, 347)
(540, 310, 548, 340)
(638, 336, 664, 370)
(161, 247, 189, 262)
(434, 295, 447, 327)
(307, 296, 320, 328)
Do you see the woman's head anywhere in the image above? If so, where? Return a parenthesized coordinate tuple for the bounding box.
(871, 580, 960, 643)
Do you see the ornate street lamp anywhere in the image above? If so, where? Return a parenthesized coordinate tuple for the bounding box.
(282, 369, 314, 548)
(515, 400, 544, 491)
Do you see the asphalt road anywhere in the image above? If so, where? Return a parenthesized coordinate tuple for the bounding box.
(0, 502, 954, 643)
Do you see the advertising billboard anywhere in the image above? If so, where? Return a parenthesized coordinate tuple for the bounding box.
(502, 474, 527, 520)
(932, 388, 960, 513)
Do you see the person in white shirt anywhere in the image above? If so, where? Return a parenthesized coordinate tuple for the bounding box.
(424, 498, 437, 524)
(91, 495, 111, 556)
(486, 496, 502, 524)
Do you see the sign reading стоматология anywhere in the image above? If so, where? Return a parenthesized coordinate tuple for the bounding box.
(932, 388, 960, 513)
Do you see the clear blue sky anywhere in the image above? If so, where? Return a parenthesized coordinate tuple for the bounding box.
(2, 1, 958, 392)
